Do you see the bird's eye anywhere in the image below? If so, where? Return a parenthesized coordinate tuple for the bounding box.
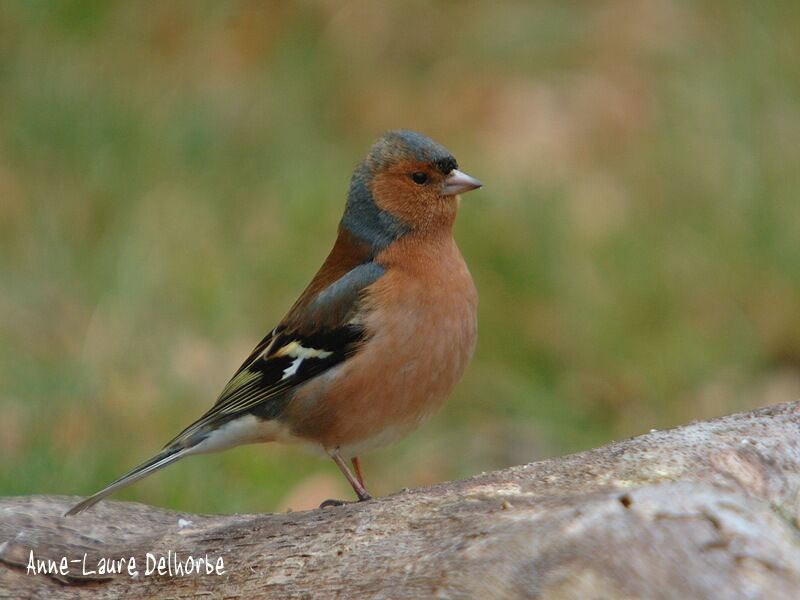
(411, 172, 429, 185)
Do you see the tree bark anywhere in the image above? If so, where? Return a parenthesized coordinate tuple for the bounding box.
(2, 402, 800, 599)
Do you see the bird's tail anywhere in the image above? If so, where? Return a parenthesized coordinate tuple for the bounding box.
(64, 446, 189, 517)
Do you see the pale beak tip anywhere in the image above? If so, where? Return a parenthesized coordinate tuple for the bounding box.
(443, 169, 483, 196)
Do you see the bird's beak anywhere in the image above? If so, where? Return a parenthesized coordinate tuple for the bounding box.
(443, 169, 482, 195)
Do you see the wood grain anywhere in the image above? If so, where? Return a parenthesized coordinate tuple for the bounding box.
(2, 402, 799, 599)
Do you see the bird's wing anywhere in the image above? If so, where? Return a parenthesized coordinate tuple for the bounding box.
(165, 261, 385, 449)
(66, 261, 385, 516)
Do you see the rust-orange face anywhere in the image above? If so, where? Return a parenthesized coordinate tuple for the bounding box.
(371, 155, 482, 223)
(341, 130, 481, 248)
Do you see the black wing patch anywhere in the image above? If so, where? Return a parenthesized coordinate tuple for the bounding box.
(217, 325, 365, 416)
(166, 324, 365, 448)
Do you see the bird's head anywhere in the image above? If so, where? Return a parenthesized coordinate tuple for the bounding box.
(342, 130, 481, 251)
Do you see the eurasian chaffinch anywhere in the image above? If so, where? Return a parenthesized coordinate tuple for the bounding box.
(66, 130, 482, 515)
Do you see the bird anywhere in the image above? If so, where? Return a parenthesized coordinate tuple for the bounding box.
(65, 130, 482, 516)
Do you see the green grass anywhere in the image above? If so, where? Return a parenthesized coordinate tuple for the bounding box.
(1, 1, 799, 513)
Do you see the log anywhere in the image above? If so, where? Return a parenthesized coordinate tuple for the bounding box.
(2, 402, 800, 599)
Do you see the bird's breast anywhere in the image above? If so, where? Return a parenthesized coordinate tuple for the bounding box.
(286, 235, 478, 452)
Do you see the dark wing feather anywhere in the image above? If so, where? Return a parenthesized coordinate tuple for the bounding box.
(164, 261, 384, 449)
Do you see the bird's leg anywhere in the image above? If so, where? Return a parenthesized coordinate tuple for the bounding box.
(330, 449, 371, 501)
(319, 448, 372, 508)
(351, 456, 366, 489)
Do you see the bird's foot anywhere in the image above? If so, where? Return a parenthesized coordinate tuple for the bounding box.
(319, 494, 372, 509)
(319, 498, 350, 508)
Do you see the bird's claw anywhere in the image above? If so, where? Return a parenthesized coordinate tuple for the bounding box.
(319, 498, 351, 508)
(319, 495, 372, 509)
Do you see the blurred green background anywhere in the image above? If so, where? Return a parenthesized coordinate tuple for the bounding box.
(1, 1, 799, 513)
